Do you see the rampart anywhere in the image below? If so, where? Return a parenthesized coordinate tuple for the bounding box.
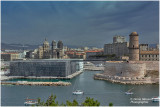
(104, 61, 146, 78)
(95, 61, 159, 84)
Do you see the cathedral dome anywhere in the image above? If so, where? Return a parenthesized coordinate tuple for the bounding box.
(43, 38, 49, 46)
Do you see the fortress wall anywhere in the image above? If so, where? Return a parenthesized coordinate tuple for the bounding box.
(129, 61, 159, 71)
(104, 62, 146, 78)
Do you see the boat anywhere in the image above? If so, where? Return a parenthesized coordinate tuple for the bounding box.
(17, 81, 28, 83)
(152, 96, 160, 102)
(125, 88, 134, 95)
(125, 92, 134, 95)
(24, 98, 38, 106)
(72, 90, 84, 95)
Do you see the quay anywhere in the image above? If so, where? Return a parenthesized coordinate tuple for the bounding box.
(1, 81, 71, 86)
(84, 66, 104, 71)
(94, 73, 159, 85)
(1, 70, 83, 81)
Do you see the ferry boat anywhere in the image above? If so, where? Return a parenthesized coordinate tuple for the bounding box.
(152, 96, 160, 102)
(24, 98, 38, 106)
(72, 90, 84, 95)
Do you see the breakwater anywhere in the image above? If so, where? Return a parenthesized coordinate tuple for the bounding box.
(94, 73, 159, 85)
(1, 81, 71, 86)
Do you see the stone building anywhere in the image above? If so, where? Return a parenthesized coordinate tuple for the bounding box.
(36, 39, 64, 59)
(139, 44, 149, 51)
(139, 51, 159, 61)
(1, 53, 19, 61)
(104, 42, 129, 57)
(65, 50, 86, 59)
(113, 36, 126, 43)
(129, 32, 139, 61)
(86, 50, 103, 59)
(43, 38, 50, 59)
(37, 46, 43, 59)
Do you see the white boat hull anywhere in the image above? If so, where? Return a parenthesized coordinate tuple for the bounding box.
(152, 97, 160, 102)
(72, 90, 84, 95)
(125, 92, 133, 95)
(24, 102, 38, 106)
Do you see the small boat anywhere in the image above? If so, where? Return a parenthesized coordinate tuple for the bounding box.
(125, 92, 134, 95)
(72, 90, 84, 95)
(152, 96, 160, 102)
(24, 98, 38, 106)
(125, 88, 134, 95)
(17, 81, 28, 83)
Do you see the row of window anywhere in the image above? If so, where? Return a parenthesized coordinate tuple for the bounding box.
(141, 54, 159, 57)
(140, 59, 159, 61)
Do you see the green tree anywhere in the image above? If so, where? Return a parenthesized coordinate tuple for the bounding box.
(66, 99, 79, 106)
(82, 97, 100, 106)
(37, 94, 114, 106)
(109, 102, 113, 106)
(37, 94, 58, 106)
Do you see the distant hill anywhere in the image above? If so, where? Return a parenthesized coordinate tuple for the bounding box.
(1, 43, 40, 50)
(1, 43, 98, 50)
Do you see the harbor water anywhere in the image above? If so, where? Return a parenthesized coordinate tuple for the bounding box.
(1, 71, 159, 106)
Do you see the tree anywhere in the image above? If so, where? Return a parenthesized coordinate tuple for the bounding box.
(66, 99, 79, 106)
(37, 94, 114, 106)
(37, 94, 58, 106)
(109, 102, 113, 106)
(82, 97, 100, 106)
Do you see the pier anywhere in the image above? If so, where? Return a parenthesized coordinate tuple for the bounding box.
(1, 81, 71, 86)
(1, 70, 83, 81)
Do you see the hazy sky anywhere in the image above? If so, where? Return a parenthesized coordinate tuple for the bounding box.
(2, 1, 159, 47)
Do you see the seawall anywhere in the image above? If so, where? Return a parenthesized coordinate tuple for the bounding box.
(94, 73, 159, 85)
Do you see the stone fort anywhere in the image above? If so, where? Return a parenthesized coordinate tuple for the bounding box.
(104, 32, 159, 79)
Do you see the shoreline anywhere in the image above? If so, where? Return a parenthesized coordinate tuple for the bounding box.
(1, 70, 83, 81)
(1, 81, 71, 86)
(94, 73, 159, 85)
(0, 71, 83, 86)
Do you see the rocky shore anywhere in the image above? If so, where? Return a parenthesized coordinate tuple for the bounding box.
(94, 73, 159, 85)
(1, 81, 71, 86)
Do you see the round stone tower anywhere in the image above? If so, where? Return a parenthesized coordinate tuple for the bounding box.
(129, 32, 139, 61)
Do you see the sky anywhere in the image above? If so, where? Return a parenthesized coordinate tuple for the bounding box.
(1, 1, 159, 48)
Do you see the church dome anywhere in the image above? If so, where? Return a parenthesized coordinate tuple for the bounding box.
(43, 38, 49, 46)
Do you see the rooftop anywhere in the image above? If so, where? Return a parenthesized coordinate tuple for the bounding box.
(140, 51, 159, 55)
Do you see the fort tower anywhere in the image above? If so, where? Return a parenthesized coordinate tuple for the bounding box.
(129, 32, 139, 61)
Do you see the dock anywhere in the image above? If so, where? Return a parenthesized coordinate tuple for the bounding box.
(1, 70, 83, 81)
(1, 81, 71, 86)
